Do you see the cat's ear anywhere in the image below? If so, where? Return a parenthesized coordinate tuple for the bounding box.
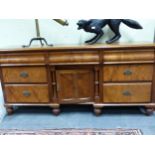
(78, 20, 87, 24)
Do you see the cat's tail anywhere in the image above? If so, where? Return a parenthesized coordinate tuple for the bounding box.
(122, 19, 143, 29)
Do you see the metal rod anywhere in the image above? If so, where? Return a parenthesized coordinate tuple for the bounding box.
(53, 19, 69, 26)
(35, 19, 41, 37)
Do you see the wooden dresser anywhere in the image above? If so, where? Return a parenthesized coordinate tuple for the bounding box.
(0, 43, 155, 115)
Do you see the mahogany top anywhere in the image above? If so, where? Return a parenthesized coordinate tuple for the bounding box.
(0, 43, 155, 53)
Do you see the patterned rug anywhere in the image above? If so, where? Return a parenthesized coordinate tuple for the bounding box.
(0, 128, 142, 135)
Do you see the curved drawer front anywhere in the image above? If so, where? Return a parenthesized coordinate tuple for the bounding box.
(2, 66, 48, 83)
(0, 53, 46, 65)
(103, 49, 154, 64)
(104, 64, 153, 82)
(4, 84, 49, 103)
(103, 83, 151, 103)
(49, 51, 99, 65)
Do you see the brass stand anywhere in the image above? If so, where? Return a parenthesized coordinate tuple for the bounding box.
(23, 19, 53, 48)
(23, 37, 53, 48)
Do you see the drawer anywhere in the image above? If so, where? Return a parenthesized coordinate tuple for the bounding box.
(2, 67, 48, 83)
(4, 84, 49, 103)
(49, 51, 99, 65)
(104, 64, 153, 82)
(0, 53, 46, 65)
(103, 83, 151, 103)
(103, 49, 154, 64)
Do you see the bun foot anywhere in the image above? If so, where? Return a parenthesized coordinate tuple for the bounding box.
(6, 107, 14, 115)
(94, 108, 102, 116)
(52, 108, 60, 116)
(145, 108, 154, 116)
(139, 107, 154, 116)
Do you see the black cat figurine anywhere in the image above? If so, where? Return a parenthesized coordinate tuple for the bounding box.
(77, 19, 143, 44)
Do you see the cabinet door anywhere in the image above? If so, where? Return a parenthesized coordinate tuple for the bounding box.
(56, 69, 94, 103)
(76, 70, 94, 101)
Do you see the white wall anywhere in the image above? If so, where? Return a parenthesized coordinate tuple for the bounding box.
(0, 19, 154, 122)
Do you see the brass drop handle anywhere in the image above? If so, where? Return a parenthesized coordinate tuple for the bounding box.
(23, 90, 31, 97)
(20, 71, 29, 78)
(122, 91, 132, 96)
(123, 69, 132, 76)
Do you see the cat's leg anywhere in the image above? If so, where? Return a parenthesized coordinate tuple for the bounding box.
(106, 20, 121, 44)
(85, 34, 99, 43)
(86, 30, 104, 44)
(106, 35, 121, 44)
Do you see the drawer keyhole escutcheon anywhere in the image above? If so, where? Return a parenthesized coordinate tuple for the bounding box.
(123, 69, 132, 76)
(122, 91, 132, 96)
(20, 71, 29, 78)
(23, 90, 31, 97)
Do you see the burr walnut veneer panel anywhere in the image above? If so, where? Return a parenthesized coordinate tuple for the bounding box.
(2, 67, 47, 83)
(103, 83, 151, 103)
(104, 64, 153, 82)
(4, 84, 49, 103)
